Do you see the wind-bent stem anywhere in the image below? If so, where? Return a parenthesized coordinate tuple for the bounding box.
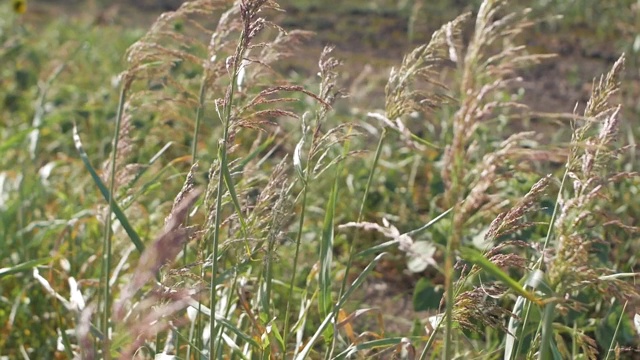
(209, 25, 247, 357)
(101, 79, 129, 359)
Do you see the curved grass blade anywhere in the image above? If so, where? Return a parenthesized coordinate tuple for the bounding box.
(0, 258, 51, 278)
(234, 134, 276, 171)
(72, 124, 144, 253)
(505, 269, 547, 360)
(459, 246, 541, 305)
(219, 145, 249, 252)
(334, 337, 422, 360)
(120, 141, 173, 196)
(320, 126, 354, 324)
(354, 207, 451, 259)
(355, 239, 400, 259)
(184, 301, 260, 349)
(405, 207, 452, 236)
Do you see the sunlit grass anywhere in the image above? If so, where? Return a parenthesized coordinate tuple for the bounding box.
(1, 0, 640, 359)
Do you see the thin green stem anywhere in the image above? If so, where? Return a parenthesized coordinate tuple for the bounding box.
(187, 69, 208, 360)
(515, 166, 569, 358)
(604, 301, 628, 360)
(538, 167, 569, 263)
(101, 79, 129, 359)
(210, 29, 247, 358)
(329, 128, 387, 357)
(443, 209, 458, 360)
(339, 128, 386, 293)
(418, 315, 444, 360)
(283, 109, 325, 352)
(420, 254, 475, 360)
(282, 181, 309, 350)
(325, 128, 353, 359)
(215, 270, 242, 358)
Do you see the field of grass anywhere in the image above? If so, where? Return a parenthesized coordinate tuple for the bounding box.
(2, 0, 640, 359)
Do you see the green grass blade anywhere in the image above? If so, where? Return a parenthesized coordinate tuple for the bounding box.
(334, 337, 421, 359)
(604, 300, 627, 360)
(216, 317, 260, 350)
(72, 124, 145, 253)
(234, 134, 276, 171)
(539, 300, 556, 360)
(283, 116, 312, 348)
(283, 182, 309, 349)
(405, 207, 453, 237)
(295, 253, 386, 360)
(459, 246, 541, 305)
(186, 301, 260, 349)
(58, 326, 75, 359)
(337, 253, 387, 308)
(336, 127, 385, 307)
(221, 160, 247, 230)
(0, 258, 51, 278)
(219, 147, 249, 250)
(355, 239, 400, 258)
(318, 163, 339, 318)
(0, 128, 31, 153)
(506, 269, 548, 360)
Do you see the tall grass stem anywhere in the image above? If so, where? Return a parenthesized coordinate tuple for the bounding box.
(101, 79, 129, 359)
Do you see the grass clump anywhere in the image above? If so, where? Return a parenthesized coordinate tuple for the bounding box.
(1, 0, 639, 359)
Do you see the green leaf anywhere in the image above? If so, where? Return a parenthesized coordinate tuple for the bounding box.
(413, 278, 443, 312)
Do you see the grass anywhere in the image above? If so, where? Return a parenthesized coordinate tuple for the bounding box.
(1, 0, 640, 359)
